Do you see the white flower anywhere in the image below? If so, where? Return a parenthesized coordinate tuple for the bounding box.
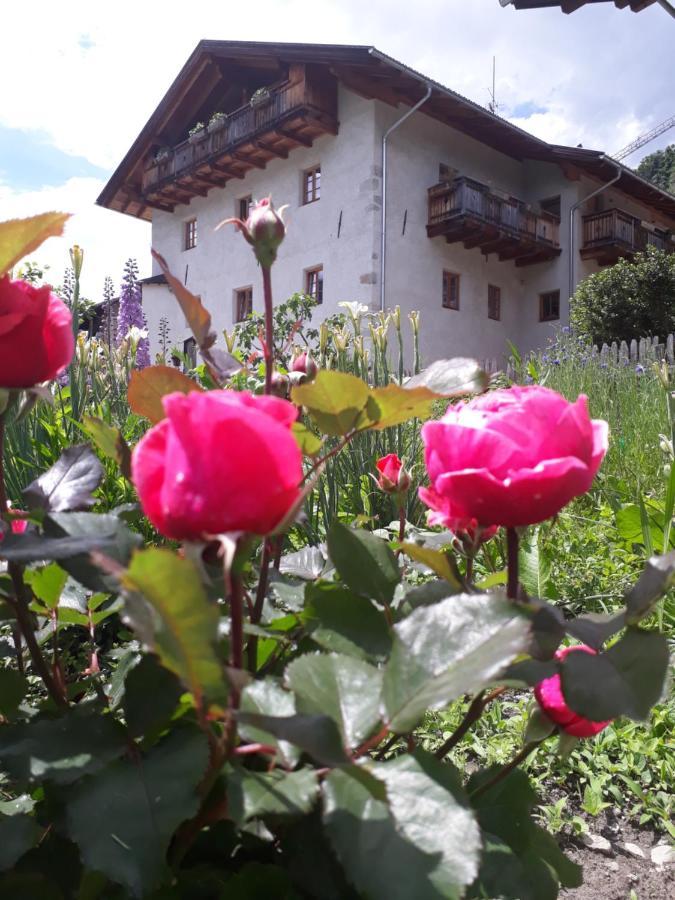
(338, 301, 369, 319)
(126, 326, 149, 346)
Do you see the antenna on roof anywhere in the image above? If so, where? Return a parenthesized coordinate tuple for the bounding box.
(487, 57, 500, 115)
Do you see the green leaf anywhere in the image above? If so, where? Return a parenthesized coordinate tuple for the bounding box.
(285, 653, 382, 748)
(237, 712, 348, 767)
(24, 563, 68, 609)
(66, 726, 208, 898)
(305, 582, 392, 660)
(291, 370, 371, 436)
(281, 814, 359, 899)
(82, 416, 132, 480)
(405, 358, 488, 397)
(291, 421, 323, 457)
(0, 212, 70, 275)
(239, 678, 299, 766)
(23, 445, 103, 513)
(221, 862, 300, 899)
(123, 655, 184, 738)
(0, 813, 40, 872)
(0, 705, 127, 785)
(518, 530, 558, 600)
(278, 546, 327, 580)
(327, 522, 399, 605)
(399, 542, 462, 588)
(122, 548, 229, 709)
(561, 627, 669, 721)
(226, 767, 319, 825)
(366, 384, 436, 430)
(383, 593, 530, 732)
(0, 669, 28, 719)
(127, 365, 203, 425)
(322, 756, 479, 900)
(624, 550, 675, 624)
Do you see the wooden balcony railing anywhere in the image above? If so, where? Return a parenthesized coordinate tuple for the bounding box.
(142, 70, 337, 200)
(581, 208, 673, 263)
(427, 176, 561, 266)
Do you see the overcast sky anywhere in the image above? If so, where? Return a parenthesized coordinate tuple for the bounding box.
(1, 0, 673, 299)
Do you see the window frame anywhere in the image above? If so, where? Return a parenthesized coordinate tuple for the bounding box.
(302, 165, 321, 205)
(487, 284, 501, 321)
(233, 286, 253, 323)
(442, 270, 460, 310)
(539, 290, 560, 323)
(184, 217, 197, 251)
(238, 195, 252, 220)
(304, 265, 324, 305)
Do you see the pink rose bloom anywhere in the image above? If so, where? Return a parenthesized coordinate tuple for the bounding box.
(419, 385, 608, 528)
(535, 645, 612, 738)
(376, 453, 411, 494)
(0, 276, 74, 388)
(132, 390, 303, 540)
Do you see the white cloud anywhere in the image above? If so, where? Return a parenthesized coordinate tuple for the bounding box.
(1, 178, 150, 300)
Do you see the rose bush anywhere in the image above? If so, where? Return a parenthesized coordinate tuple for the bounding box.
(132, 388, 303, 540)
(535, 645, 613, 738)
(419, 384, 608, 528)
(0, 275, 74, 388)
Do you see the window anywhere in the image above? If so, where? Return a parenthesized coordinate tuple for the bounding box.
(302, 165, 321, 204)
(442, 271, 460, 310)
(488, 284, 501, 321)
(305, 266, 323, 304)
(539, 290, 560, 322)
(184, 218, 197, 250)
(540, 195, 561, 219)
(238, 195, 252, 220)
(183, 337, 197, 370)
(234, 287, 253, 322)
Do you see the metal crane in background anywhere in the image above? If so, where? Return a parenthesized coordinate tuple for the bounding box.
(613, 113, 675, 161)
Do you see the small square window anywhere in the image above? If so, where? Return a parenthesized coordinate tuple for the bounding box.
(184, 218, 197, 251)
(238, 195, 252, 220)
(234, 287, 253, 323)
(305, 266, 323, 304)
(442, 271, 460, 310)
(302, 165, 321, 205)
(488, 284, 501, 321)
(539, 290, 560, 322)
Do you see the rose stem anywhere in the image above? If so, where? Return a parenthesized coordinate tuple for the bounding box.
(261, 265, 274, 396)
(396, 501, 406, 559)
(506, 527, 519, 600)
(434, 687, 507, 760)
(229, 569, 245, 709)
(469, 737, 546, 801)
(246, 539, 273, 672)
(0, 418, 67, 708)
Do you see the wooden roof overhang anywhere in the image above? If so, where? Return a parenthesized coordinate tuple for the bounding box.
(97, 41, 675, 231)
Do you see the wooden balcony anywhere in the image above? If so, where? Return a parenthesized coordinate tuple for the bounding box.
(581, 208, 673, 265)
(141, 67, 337, 209)
(427, 176, 561, 267)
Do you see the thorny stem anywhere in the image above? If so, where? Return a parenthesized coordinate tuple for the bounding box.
(262, 265, 274, 395)
(246, 539, 273, 672)
(0, 418, 67, 708)
(506, 527, 520, 600)
(229, 569, 245, 709)
(353, 723, 391, 760)
(470, 738, 546, 801)
(396, 502, 406, 558)
(434, 687, 507, 760)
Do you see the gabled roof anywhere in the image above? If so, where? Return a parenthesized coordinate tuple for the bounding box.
(502, 1, 660, 11)
(97, 40, 675, 224)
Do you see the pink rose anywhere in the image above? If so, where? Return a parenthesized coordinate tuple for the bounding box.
(0, 512, 28, 540)
(419, 385, 607, 528)
(376, 453, 411, 495)
(0, 276, 74, 388)
(132, 390, 303, 540)
(535, 645, 612, 738)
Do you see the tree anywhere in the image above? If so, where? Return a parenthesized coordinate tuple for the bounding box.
(637, 144, 675, 194)
(570, 248, 675, 344)
(116, 258, 150, 368)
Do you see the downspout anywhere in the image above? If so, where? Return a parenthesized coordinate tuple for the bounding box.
(568, 155, 622, 301)
(380, 83, 433, 311)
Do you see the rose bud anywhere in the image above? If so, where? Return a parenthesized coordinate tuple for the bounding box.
(217, 197, 287, 268)
(132, 390, 303, 540)
(534, 645, 612, 738)
(0, 276, 74, 389)
(419, 385, 608, 528)
(376, 453, 411, 495)
(0, 511, 29, 540)
(291, 351, 318, 382)
(270, 371, 290, 399)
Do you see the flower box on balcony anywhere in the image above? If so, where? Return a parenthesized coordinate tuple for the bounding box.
(250, 87, 271, 109)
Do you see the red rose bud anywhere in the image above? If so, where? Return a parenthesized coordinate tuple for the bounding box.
(534, 645, 613, 738)
(0, 276, 74, 388)
(291, 351, 318, 381)
(376, 453, 411, 495)
(217, 197, 287, 268)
